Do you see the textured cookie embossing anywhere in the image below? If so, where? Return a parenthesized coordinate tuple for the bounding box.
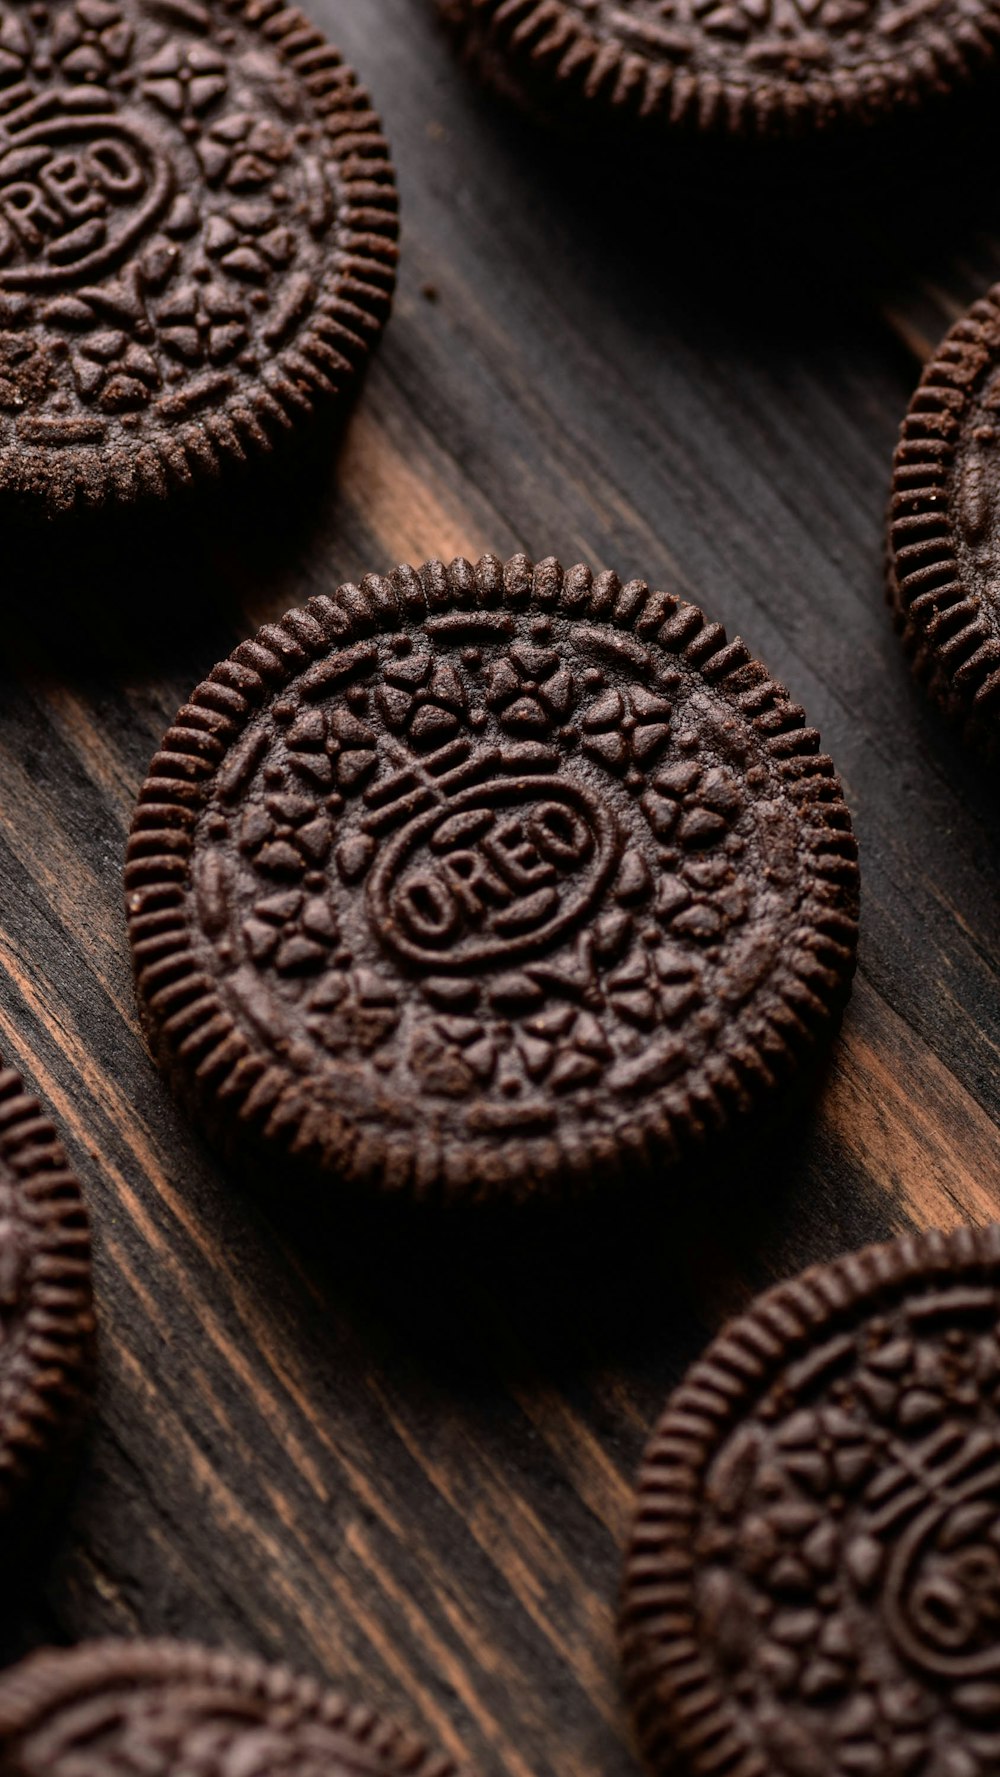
(888, 287, 1000, 757)
(0, 119, 171, 288)
(126, 553, 859, 1205)
(621, 1225, 1000, 1777)
(438, 0, 1000, 136)
(0, 1063, 93, 1527)
(369, 777, 618, 971)
(0, 0, 397, 511)
(0, 1640, 469, 1777)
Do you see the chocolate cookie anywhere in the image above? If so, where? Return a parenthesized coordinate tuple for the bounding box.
(620, 1223, 1000, 1777)
(0, 0, 396, 515)
(126, 554, 858, 1207)
(0, 1062, 93, 1529)
(0, 1639, 467, 1776)
(436, 0, 1000, 137)
(888, 288, 1000, 758)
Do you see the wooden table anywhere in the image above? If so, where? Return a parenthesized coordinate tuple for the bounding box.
(0, 10, 998, 1775)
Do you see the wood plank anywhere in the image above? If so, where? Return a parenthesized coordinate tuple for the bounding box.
(0, 4, 997, 1776)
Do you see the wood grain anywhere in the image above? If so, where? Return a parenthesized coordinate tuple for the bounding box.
(0, 10, 999, 1777)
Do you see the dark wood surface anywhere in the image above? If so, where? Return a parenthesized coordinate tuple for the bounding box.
(1, 10, 999, 1776)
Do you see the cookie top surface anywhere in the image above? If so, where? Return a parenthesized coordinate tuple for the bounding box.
(0, 0, 396, 515)
(0, 1064, 93, 1517)
(0, 1639, 465, 1776)
(125, 553, 858, 1208)
(445, 0, 1000, 135)
(620, 1223, 1000, 1777)
(889, 287, 1000, 753)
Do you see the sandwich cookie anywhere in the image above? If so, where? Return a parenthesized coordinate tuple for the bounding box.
(126, 553, 859, 1207)
(621, 1223, 1000, 1777)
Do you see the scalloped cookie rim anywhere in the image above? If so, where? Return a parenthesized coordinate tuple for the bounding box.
(438, 0, 1000, 137)
(619, 1221, 1000, 1777)
(125, 553, 859, 1208)
(0, 1636, 466, 1777)
(0, 0, 398, 515)
(888, 285, 1000, 755)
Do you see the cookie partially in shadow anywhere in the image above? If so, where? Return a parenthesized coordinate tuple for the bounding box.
(0, 0, 397, 516)
(621, 1223, 1000, 1777)
(436, 0, 1000, 137)
(0, 1063, 93, 1536)
(0, 1639, 467, 1777)
(889, 287, 1000, 758)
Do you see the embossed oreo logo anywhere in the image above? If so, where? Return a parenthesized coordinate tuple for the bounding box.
(369, 778, 618, 971)
(887, 1482, 1000, 1681)
(0, 117, 172, 289)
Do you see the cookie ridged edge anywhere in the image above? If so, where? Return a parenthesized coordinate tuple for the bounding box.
(437, 0, 1000, 138)
(888, 287, 1000, 757)
(0, 1066, 94, 1510)
(5, 0, 398, 513)
(0, 1637, 464, 1776)
(619, 1222, 1000, 1777)
(125, 552, 859, 1207)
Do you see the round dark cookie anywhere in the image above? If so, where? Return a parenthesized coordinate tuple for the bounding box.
(620, 1223, 1000, 1777)
(0, 0, 397, 515)
(888, 287, 1000, 758)
(126, 553, 858, 1208)
(0, 1639, 468, 1776)
(436, 0, 1000, 137)
(0, 1063, 93, 1529)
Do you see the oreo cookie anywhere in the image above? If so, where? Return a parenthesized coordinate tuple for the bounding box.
(126, 554, 858, 1207)
(0, 1639, 465, 1775)
(437, 0, 1000, 137)
(888, 288, 1000, 758)
(0, 0, 397, 516)
(0, 1062, 93, 1532)
(621, 1223, 1000, 1777)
